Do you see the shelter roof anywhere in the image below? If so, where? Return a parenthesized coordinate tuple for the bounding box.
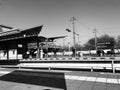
(0, 25, 43, 42)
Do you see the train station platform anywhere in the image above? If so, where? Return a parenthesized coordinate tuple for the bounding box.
(0, 68, 120, 90)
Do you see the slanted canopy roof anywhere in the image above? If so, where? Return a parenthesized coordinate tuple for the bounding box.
(0, 25, 43, 42)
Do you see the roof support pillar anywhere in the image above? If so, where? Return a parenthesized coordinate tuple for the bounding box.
(7, 48, 9, 60)
(36, 39, 40, 58)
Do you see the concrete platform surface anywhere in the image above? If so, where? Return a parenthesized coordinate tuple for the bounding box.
(0, 68, 120, 90)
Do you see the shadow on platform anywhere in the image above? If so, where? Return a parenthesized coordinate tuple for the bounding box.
(0, 70, 67, 90)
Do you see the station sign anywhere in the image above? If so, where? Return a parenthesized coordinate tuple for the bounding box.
(97, 42, 114, 49)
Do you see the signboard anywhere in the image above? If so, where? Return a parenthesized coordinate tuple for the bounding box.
(28, 43, 37, 49)
(27, 42, 61, 49)
(97, 42, 114, 49)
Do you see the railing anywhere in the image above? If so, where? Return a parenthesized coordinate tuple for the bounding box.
(20, 57, 120, 61)
(18, 57, 120, 73)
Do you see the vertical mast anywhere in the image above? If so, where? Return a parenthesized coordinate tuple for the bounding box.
(70, 17, 76, 56)
(93, 28, 98, 51)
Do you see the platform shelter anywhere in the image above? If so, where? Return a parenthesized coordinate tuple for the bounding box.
(0, 25, 48, 60)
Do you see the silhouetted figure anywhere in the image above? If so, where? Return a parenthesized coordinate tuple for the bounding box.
(72, 48, 76, 57)
(53, 48, 59, 57)
(43, 49, 48, 58)
(101, 50, 105, 56)
(107, 49, 115, 56)
(78, 52, 83, 57)
(97, 49, 101, 57)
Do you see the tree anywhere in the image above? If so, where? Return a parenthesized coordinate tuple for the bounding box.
(83, 34, 116, 50)
(75, 43, 83, 51)
(83, 38, 96, 50)
(116, 35, 120, 49)
(98, 34, 115, 44)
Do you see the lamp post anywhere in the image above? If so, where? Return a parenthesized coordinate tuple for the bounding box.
(66, 28, 80, 57)
(66, 29, 71, 55)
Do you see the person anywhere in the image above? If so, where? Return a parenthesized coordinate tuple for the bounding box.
(101, 50, 105, 56)
(97, 49, 101, 57)
(78, 52, 83, 57)
(72, 47, 75, 57)
(43, 49, 48, 58)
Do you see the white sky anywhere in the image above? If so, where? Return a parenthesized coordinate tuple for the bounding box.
(0, 0, 120, 45)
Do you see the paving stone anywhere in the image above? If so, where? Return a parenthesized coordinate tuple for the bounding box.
(78, 84, 93, 90)
(86, 77, 97, 82)
(106, 84, 120, 90)
(66, 79, 83, 90)
(107, 78, 118, 84)
(92, 84, 106, 90)
(96, 77, 107, 83)
(0, 69, 120, 90)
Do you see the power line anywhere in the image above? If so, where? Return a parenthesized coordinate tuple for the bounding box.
(76, 19, 90, 30)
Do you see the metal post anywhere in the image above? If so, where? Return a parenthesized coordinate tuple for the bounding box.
(49, 66, 51, 70)
(68, 34, 71, 57)
(93, 28, 98, 52)
(19, 64, 21, 70)
(45, 38, 48, 58)
(37, 39, 40, 58)
(7, 49, 9, 60)
(70, 17, 76, 57)
(91, 67, 93, 72)
(112, 60, 115, 73)
(66, 29, 71, 57)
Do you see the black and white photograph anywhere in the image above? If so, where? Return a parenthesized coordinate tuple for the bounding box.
(0, 0, 120, 90)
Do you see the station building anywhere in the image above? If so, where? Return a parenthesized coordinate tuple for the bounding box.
(0, 25, 64, 60)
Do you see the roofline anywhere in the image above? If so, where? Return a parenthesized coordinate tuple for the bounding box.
(0, 25, 13, 29)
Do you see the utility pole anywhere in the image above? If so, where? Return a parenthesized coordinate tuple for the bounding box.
(63, 38, 65, 49)
(93, 28, 98, 52)
(70, 17, 76, 56)
(66, 29, 71, 56)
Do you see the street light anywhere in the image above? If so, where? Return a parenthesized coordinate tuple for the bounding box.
(66, 29, 71, 56)
(66, 28, 71, 32)
(66, 29, 80, 56)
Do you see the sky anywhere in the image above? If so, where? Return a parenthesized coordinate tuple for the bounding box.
(0, 0, 120, 45)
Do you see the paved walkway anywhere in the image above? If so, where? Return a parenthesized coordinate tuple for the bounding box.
(0, 68, 120, 90)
